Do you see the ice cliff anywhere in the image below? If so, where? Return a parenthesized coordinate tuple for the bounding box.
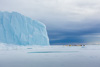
(0, 11, 49, 46)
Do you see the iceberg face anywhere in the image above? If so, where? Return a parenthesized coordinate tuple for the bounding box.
(0, 11, 49, 46)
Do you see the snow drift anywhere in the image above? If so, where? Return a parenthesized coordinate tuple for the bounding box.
(0, 11, 49, 46)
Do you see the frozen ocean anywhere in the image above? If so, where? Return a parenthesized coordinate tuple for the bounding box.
(0, 43, 100, 67)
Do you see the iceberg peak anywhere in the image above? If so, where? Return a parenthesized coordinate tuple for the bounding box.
(0, 11, 49, 46)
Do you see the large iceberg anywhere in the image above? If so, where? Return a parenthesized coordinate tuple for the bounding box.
(0, 11, 49, 46)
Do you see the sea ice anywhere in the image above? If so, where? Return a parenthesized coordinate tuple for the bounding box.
(0, 44, 100, 67)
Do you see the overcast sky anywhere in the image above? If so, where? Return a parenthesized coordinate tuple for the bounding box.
(0, 0, 100, 45)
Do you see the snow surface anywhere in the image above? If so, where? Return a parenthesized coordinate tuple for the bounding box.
(0, 43, 100, 67)
(0, 11, 49, 45)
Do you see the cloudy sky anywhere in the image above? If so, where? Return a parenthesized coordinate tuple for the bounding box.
(0, 0, 100, 45)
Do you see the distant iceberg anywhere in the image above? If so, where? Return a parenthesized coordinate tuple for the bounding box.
(0, 11, 49, 46)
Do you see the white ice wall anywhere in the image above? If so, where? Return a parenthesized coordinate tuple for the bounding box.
(0, 11, 49, 46)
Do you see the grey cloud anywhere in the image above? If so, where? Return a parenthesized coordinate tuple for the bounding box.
(0, 0, 100, 44)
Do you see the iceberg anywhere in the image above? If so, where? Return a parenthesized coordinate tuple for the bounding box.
(0, 11, 49, 46)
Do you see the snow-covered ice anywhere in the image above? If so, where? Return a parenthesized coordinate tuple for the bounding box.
(0, 11, 49, 45)
(0, 43, 100, 67)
